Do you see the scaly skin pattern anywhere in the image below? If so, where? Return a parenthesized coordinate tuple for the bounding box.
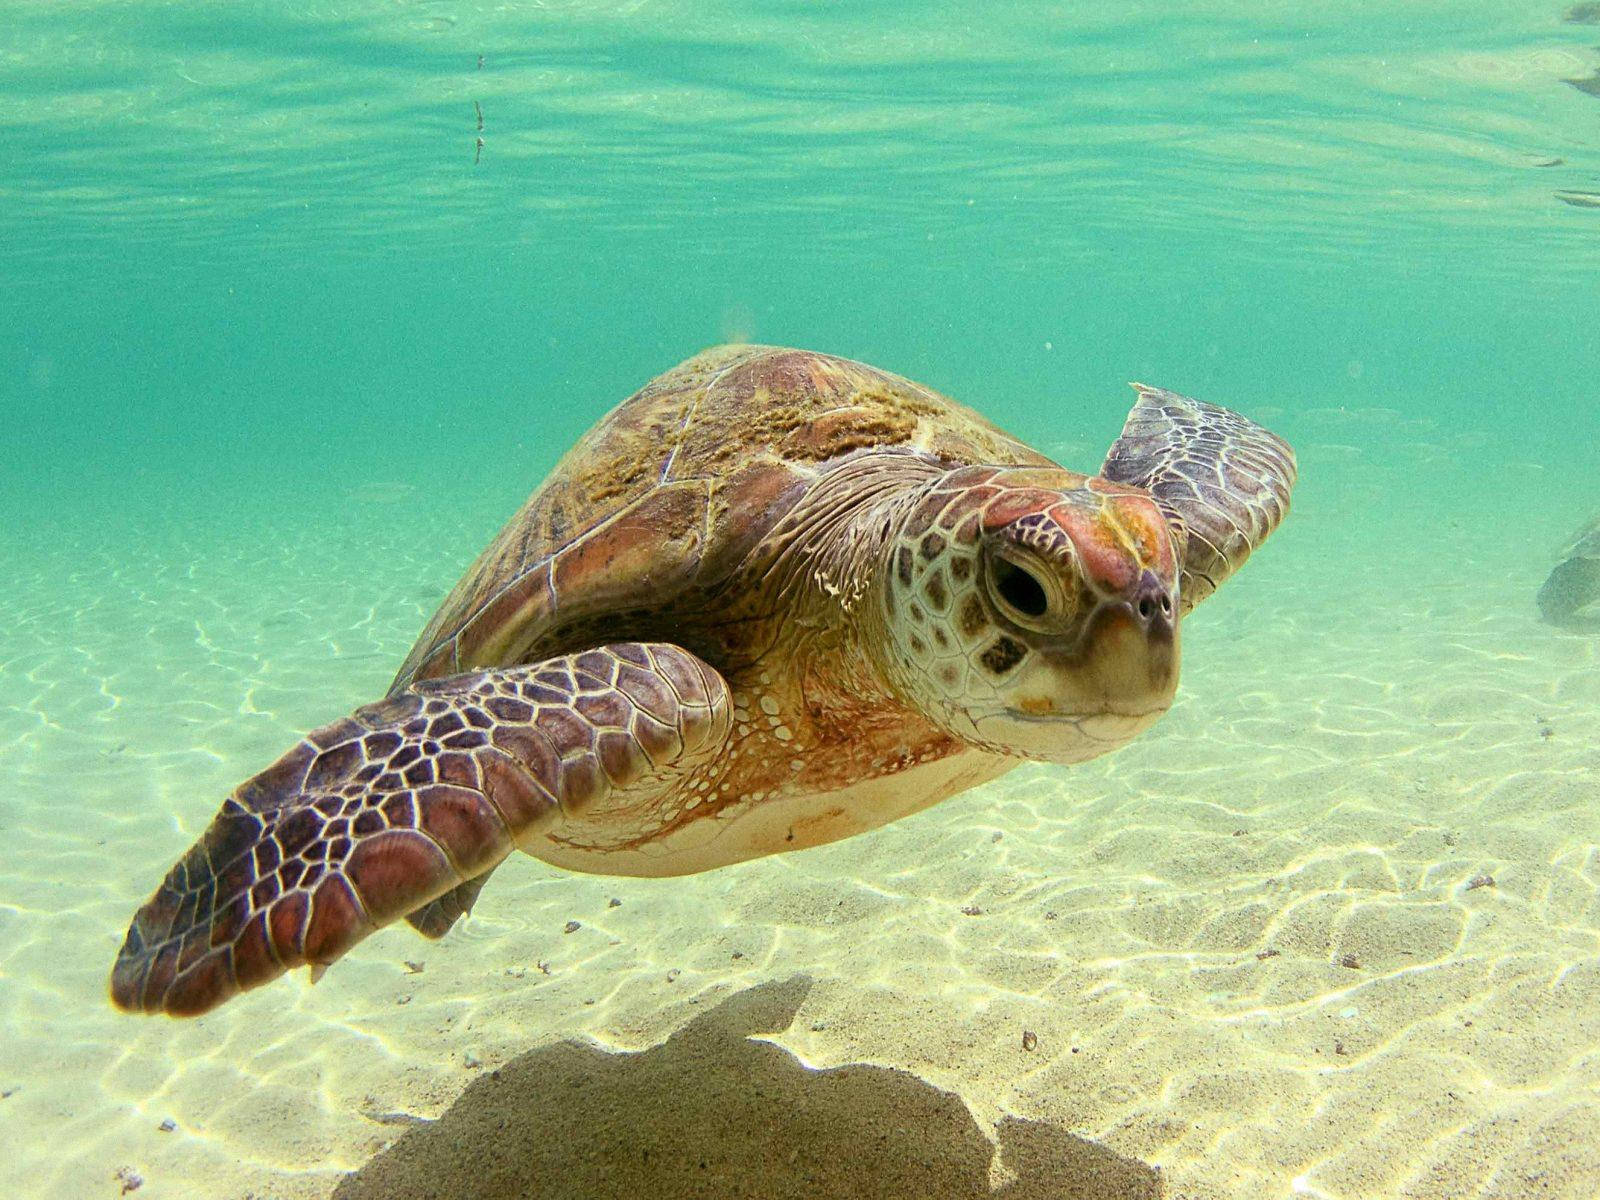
(1100, 384, 1297, 613)
(110, 644, 729, 1015)
(872, 464, 1179, 755)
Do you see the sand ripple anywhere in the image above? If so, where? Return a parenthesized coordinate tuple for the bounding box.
(2, 450, 1598, 1198)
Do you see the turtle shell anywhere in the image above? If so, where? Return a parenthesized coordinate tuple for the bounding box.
(390, 345, 1048, 692)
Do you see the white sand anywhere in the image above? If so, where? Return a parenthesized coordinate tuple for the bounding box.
(3, 409, 1598, 1198)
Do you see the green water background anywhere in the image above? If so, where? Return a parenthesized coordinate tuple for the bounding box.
(7, 4, 1599, 872)
(4, 8, 1600, 1195)
(4, 0, 1598, 550)
(3, 4, 1598, 893)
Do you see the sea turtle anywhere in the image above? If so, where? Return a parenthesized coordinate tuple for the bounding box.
(1538, 515, 1600, 631)
(111, 345, 1297, 1016)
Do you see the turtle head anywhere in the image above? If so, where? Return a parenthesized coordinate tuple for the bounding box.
(879, 466, 1180, 764)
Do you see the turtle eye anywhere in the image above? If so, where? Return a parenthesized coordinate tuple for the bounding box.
(986, 550, 1070, 631)
(993, 558, 1048, 620)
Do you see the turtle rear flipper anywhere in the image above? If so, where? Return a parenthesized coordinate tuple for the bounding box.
(405, 871, 497, 939)
(110, 643, 731, 1017)
(1100, 384, 1297, 614)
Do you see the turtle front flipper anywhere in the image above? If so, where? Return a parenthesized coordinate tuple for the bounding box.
(110, 643, 731, 1017)
(1100, 384, 1298, 613)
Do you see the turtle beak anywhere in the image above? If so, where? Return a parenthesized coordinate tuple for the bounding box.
(1090, 584, 1178, 701)
(984, 567, 1179, 764)
(1021, 594, 1178, 723)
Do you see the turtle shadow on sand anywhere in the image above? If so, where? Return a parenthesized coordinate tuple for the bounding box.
(334, 976, 1161, 1200)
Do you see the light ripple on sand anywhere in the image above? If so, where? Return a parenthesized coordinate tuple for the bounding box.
(0, 449, 1597, 1198)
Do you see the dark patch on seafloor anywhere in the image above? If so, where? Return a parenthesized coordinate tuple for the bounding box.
(1539, 518, 1600, 632)
(1564, 70, 1600, 98)
(334, 976, 1161, 1200)
(1539, 557, 1600, 631)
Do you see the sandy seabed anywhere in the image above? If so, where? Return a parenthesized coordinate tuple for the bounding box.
(3, 407, 1598, 1199)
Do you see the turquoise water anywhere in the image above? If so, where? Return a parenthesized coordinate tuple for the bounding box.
(4, 3, 1600, 1197)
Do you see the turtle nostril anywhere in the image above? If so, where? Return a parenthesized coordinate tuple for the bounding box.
(1132, 571, 1172, 634)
